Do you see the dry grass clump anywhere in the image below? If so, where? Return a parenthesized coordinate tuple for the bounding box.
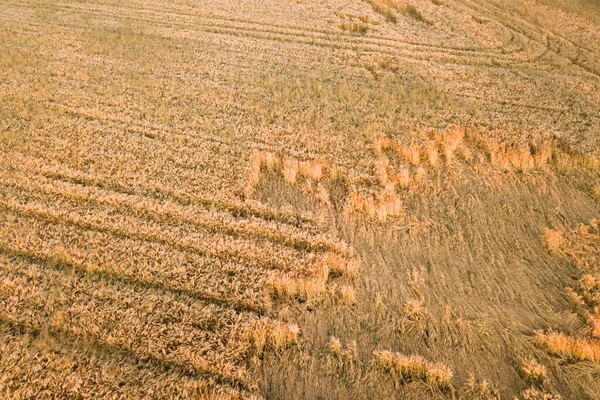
(373, 351, 453, 391)
(268, 269, 328, 303)
(521, 359, 548, 387)
(338, 22, 369, 35)
(585, 313, 600, 339)
(320, 253, 359, 278)
(520, 388, 563, 400)
(405, 298, 426, 320)
(247, 151, 279, 187)
(328, 336, 359, 366)
(248, 151, 328, 188)
(423, 140, 440, 168)
(329, 336, 344, 358)
(337, 284, 357, 305)
(464, 374, 500, 399)
(436, 126, 465, 164)
(363, 0, 397, 22)
(579, 274, 600, 307)
(344, 188, 404, 222)
(282, 158, 299, 184)
(543, 229, 565, 253)
(250, 319, 300, 354)
(539, 220, 600, 366)
(401, 144, 422, 166)
(535, 331, 600, 362)
(299, 160, 325, 182)
(394, 168, 411, 188)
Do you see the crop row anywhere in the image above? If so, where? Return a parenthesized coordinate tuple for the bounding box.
(0, 252, 258, 387)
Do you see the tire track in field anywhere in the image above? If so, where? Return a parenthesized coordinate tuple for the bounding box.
(453, 0, 600, 77)
(2, 0, 532, 69)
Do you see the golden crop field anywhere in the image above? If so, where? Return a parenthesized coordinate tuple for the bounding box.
(1, 0, 599, 398)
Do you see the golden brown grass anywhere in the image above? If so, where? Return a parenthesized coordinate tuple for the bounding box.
(337, 284, 357, 305)
(543, 229, 566, 253)
(540, 219, 600, 361)
(521, 358, 548, 387)
(373, 350, 454, 391)
(267, 267, 328, 303)
(249, 320, 300, 354)
(1, 0, 599, 398)
(535, 331, 600, 362)
(338, 22, 369, 35)
(520, 388, 563, 400)
(464, 374, 500, 399)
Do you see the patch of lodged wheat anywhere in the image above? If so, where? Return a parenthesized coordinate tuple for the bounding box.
(579, 274, 600, 307)
(251, 126, 581, 224)
(337, 284, 357, 305)
(373, 350, 453, 390)
(540, 220, 600, 362)
(352, 126, 598, 227)
(328, 336, 359, 362)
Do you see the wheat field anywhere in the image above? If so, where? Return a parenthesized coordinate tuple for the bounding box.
(1, 0, 599, 399)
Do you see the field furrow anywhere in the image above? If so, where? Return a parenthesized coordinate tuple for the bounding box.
(0, 185, 313, 273)
(0, 212, 276, 313)
(0, 320, 249, 399)
(0, 166, 346, 255)
(0, 252, 259, 389)
(0, 149, 322, 232)
(2, 0, 507, 55)
(0, 0, 530, 68)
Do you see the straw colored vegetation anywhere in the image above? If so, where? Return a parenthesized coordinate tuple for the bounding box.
(338, 22, 370, 35)
(538, 219, 600, 364)
(373, 350, 454, 391)
(1, 0, 599, 398)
